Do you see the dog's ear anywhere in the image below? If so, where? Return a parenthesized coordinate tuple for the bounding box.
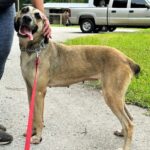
(44, 36, 49, 44)
(14, 17, 20, 32)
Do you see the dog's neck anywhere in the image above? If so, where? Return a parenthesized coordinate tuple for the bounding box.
(19, 37, 47, 53)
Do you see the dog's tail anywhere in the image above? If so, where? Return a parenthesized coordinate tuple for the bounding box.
(128, 58, 140, 76)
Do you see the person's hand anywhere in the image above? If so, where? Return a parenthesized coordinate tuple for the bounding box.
(43, 16, 51, 39)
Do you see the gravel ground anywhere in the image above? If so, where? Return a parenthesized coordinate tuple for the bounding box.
(0, 27, 149, 150)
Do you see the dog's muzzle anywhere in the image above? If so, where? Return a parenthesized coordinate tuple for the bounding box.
(18, 15, 38, 40)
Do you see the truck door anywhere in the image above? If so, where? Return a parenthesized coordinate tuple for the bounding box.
(128, 0, 150, 26)
(108, 0, 129, 25)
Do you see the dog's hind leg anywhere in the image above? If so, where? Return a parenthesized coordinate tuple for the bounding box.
(124, 105, 133, 121)
(102, 69, 134, 150)
(114, 104, 133, 137)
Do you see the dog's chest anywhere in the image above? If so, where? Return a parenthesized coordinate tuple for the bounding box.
(20, 53, 36, 76)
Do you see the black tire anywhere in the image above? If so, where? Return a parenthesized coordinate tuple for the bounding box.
(93, 26, 103, 33)
(80, 19, 95, 33)
(94, 26, 108, 32)
(101, 26, 108, 32)
(108, 26, 116, 32)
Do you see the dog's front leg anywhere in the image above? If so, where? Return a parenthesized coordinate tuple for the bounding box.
(31, 88, 47, 144)
(24, 80, 37, 137)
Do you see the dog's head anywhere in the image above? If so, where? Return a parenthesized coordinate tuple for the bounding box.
(14, 6, 48, 42)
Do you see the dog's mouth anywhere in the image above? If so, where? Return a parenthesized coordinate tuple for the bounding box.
(19, 25, 33, 40)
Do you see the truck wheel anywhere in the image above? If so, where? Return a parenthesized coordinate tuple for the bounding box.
(80, 19, 95, 33)
(108, 27, 116, 32)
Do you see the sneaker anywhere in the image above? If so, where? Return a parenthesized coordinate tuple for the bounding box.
(0, 130, 13, 145)
(0, 124, 6, 132)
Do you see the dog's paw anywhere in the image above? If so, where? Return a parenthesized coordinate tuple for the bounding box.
(114, 130, 124, 137)
(31, 135, 42, 144)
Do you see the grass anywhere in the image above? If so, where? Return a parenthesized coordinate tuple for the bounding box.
(64, 29, 150, 109)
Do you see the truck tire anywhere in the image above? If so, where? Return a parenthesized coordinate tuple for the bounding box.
(80, 19, 95, 33)
(108, 27, 116, 32)
(94, 26, 108, 33)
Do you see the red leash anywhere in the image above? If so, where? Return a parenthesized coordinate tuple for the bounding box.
(24, 54, 40, 150)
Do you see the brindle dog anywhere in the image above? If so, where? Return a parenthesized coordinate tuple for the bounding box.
(14, 6, 140, 150)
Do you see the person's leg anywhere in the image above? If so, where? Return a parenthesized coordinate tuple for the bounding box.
(0, 4, 15, 79)
(0, 4, 15, 145)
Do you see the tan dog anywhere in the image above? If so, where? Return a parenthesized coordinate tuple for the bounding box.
(14, 6, 140, 150)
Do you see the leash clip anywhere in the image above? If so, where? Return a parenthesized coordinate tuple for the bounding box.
(35, 39, 45, 54)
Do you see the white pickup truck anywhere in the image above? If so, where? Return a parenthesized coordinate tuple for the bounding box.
(69, 0, 150, 33)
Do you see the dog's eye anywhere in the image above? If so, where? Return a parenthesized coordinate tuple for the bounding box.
(21, 7, 29, 14)
(34, 13, 41, 19)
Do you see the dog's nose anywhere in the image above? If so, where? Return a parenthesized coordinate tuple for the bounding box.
(22, 15, 32, 23)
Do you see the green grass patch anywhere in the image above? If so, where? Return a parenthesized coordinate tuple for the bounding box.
(64, 30, 150, 109)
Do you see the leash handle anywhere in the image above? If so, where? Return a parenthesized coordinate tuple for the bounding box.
(24, 55, 40, 150)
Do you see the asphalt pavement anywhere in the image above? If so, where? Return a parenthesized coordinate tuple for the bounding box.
(0, 27, 149, 150)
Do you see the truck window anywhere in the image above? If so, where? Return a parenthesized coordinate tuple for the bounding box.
(112, 0, 128, 8)
(131, 0, 146, 8)
(94, 0, 110, 7)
